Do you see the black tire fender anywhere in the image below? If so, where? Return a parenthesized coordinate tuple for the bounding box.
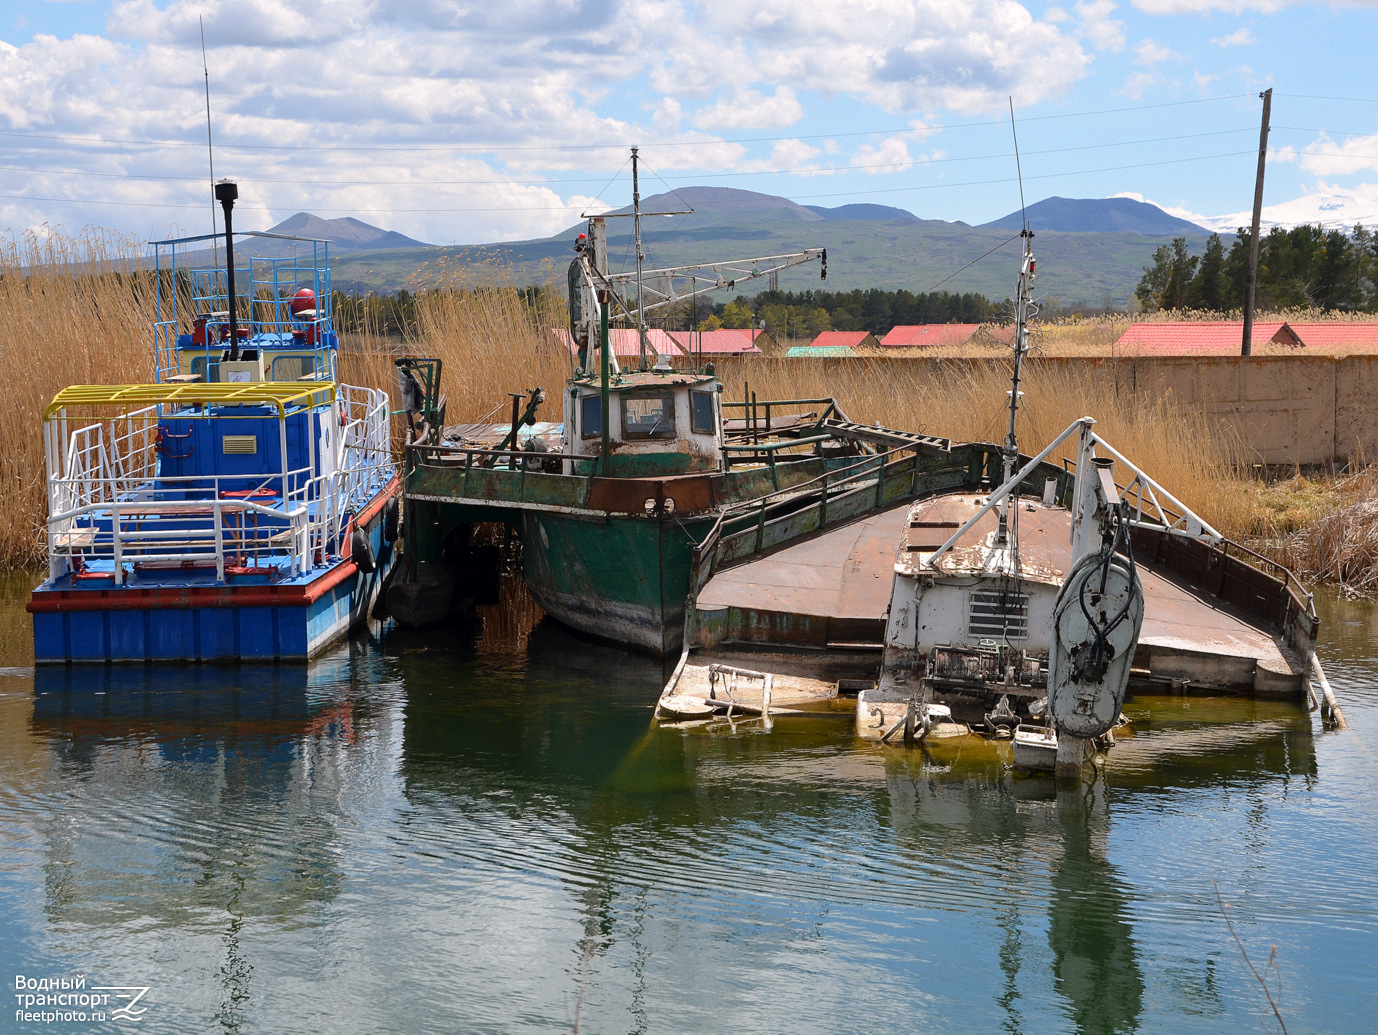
(351, 526, 377, 574)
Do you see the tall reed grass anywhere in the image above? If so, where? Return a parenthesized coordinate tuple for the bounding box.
(2, 231, 1374, 591)
(0, 229, 154, 567)
(715, 356, 1260, 536)
(338, 259, 569, 423)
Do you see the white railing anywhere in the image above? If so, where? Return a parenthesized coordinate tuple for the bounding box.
(338, 383, 393, 509)
(43, 382, 395, 585)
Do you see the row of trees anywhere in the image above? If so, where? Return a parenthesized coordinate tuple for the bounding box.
(706, 288, 998, 336)
(1135, 225, 1378, 313)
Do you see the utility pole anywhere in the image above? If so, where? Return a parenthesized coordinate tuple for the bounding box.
(1242, 88, 1272, 357)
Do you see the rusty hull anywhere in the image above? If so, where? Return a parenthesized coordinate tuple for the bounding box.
(692, 491, 1308, 697)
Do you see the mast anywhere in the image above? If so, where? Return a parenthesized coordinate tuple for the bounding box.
(632, 146, 647, 371)
(998, 228, 1035, 543)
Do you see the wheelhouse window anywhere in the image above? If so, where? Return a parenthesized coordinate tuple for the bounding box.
(580, 395, 602, 439)
(690, 390, 715, 435)
(269, 354, 316, 381)
(189, 356, 221, 382)
(622, 391, 675, 440)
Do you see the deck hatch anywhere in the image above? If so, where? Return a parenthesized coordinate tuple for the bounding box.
(222, 434, 259, 455)
(969, 590, 1028, 640)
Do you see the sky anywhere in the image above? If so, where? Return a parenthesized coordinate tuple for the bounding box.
(1, 0, 1376, 247)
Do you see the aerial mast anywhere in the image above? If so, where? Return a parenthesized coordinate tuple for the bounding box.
(632, 147, 648, 371)
(997, 231, 1035, 545)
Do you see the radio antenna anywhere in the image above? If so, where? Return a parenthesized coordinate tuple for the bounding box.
(1009, 96, 1028, 233)
(997, 97, 1037, 545)
(201, 17, 219, 265)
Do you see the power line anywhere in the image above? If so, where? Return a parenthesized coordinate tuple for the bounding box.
(0, 149, 1261, 215)
(0, 94, 1253, 156)
(0, 128, 1261, 189)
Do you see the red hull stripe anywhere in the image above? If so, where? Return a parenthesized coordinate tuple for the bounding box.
(26, 477, 397, 614)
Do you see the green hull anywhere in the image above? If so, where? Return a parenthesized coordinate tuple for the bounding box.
(402, 442, 985, 657)
(521, 510, 714, 656)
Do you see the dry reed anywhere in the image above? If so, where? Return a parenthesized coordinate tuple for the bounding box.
(716, 355, 1260, 536)
(339, 258, 569, 424)
(2, 232, 1375, 594)
(0, 228, 154, 567)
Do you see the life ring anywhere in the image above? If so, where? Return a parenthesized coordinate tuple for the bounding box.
(351, 526, 377, 574)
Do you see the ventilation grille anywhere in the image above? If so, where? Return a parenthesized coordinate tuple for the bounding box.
(968, 590, 1028, 640)
(222, 435, 258, 455)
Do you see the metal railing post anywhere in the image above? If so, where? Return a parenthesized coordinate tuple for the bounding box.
(214, 502, 226, 581)
(111, 504, 123, 585)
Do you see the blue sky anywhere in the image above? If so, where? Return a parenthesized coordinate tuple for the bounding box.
(1, 0, 1376, 245)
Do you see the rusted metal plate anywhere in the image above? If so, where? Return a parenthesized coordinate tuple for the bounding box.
(698, 503, 912, 624)
(586, 472, 716, 514)
(700, 489, 1301, 688)
(898, 494, 1069, 585)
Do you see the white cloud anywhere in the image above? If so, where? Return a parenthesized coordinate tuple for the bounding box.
(1211, 27, 1256, 45)
(737, 138, 827, 175)
(850, 137, 913, 174)
(0, 0, 1094, 242)
(1203, 181, 1378, 231)
(692, 87, 804, 131)
(1134, 39, 1181, 64)
(1122, 71, 1159, 98)
(1074, 0, 1126, 51)
(1132, 0, 1287, 14)
(1301, 131, 1378, 177)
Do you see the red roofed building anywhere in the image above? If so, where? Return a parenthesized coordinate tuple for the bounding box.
(880, 323, 981, 348)
(1288, 323, 1378, 350)
(1114, 321, 1301, 354)
(808, 330, 881, 351)
(686, 328, 775, 355)
(550, 328, 686, 359)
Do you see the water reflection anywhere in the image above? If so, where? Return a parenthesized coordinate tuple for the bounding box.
(15, 642, 395, 1030)
(0, 579, 1369, 1033)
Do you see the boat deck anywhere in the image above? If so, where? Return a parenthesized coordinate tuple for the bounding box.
(693, 497, 1305, 696)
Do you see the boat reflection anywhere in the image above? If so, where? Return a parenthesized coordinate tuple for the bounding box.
(21, 638, 394, 1029)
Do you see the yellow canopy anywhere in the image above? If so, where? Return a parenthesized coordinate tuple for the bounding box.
(44, 381, 336, 420)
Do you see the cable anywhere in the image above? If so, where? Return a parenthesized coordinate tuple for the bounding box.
(0, 127, 1261, 188)
(928, 233, 1022, 292)
(0, 93, 1252, 155)
(0, 149, 1261, 215)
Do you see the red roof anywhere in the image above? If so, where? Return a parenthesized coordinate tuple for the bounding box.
(688, 329, 765, 354)
(1115, 321, 1298, 354)
(809, 331, 873, 350)
(551, 327, 763, 357)
(551, 328, 687, 357)
(880, 324, 981, 348)
(1288, 323, 1378, 349)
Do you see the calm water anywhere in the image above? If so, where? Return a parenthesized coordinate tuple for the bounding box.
(1, 571, 1376, 1034)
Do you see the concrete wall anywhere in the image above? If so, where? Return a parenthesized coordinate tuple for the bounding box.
(732, 355, 1378, 465)
(1073, 355, 1378, 465)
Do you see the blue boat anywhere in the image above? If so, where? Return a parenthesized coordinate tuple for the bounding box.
(28, 180, 399, 663)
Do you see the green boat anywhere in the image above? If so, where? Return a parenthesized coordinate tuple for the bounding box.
(389, 151, 953, 655)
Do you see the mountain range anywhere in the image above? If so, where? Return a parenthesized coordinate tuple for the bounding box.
(285, 191, 1222, 306)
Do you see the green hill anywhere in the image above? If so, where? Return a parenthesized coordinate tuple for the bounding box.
(327, 188, 1218, 307)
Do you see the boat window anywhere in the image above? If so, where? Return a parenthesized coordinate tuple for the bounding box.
(580, 395, 602, 439)
(189, 356, 220, 383)
(690, 390, 715, 435)
(622, 391, 675, 440)
(969, 590, 1028, 640)
(269, 354, 316, 381)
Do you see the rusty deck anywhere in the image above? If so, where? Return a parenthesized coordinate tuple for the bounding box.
(692, 494, 1305, 696)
